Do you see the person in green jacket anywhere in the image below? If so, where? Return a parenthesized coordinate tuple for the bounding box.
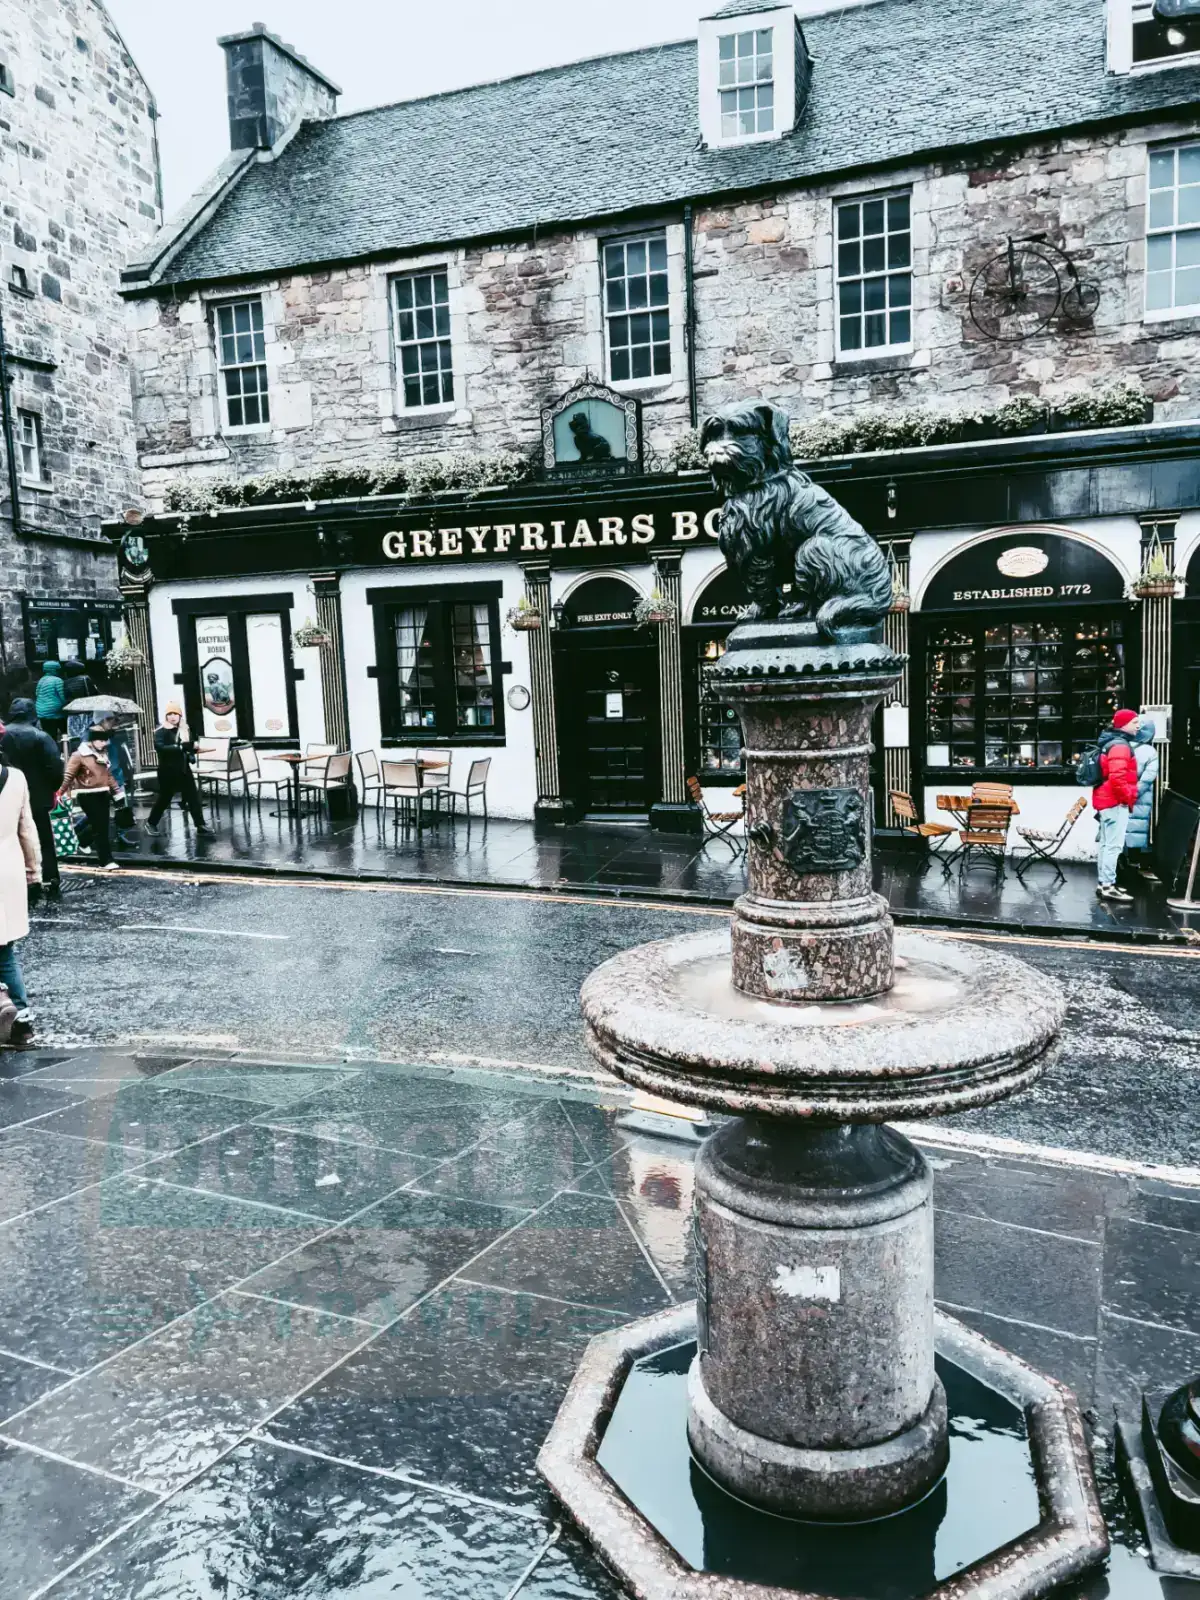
(34, 662, 66, 742)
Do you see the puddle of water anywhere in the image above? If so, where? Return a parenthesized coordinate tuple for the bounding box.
(599, 1342, 1048, 1597)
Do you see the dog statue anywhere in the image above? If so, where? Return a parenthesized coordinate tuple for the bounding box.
(700, 400, 893, 637)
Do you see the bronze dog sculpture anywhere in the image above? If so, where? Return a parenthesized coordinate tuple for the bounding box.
(701, 400, 893, 637)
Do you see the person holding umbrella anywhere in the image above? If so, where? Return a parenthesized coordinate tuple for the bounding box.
(1, 700, 64, 898)
(60, 725, 124, 870)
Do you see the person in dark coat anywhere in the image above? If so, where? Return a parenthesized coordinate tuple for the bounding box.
(1092, 709, 1139, 903)
(145, 702, 212, 835)
(62, 661, 95, 747)
(1, 700, 64, 897)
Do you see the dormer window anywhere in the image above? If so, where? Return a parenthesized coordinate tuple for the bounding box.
(1109, 0, 1200, 71)
(698, 4, 808, 150)
(718, 30, 774, 139)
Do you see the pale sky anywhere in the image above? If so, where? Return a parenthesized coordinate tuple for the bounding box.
(103, 0, 709, 216)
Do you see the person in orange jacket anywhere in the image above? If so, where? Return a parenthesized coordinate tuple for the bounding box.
(1093, 709, 1140, 903)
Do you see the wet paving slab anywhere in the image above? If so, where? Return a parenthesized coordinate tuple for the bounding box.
(0, 1046, 1195, 1597)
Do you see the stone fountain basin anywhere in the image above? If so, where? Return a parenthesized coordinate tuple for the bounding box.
(581, 928, 1065, 1122)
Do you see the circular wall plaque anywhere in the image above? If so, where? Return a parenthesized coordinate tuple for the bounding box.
(507, 684, 531, 711)
(996, 546, 1050, 578)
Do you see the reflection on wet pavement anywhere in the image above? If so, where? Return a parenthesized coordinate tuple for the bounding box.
(0, 1045, 1195, 1596)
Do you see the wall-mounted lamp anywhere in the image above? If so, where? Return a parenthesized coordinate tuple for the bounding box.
(552, 600, 567, 631)
(886, 479, 898, 521)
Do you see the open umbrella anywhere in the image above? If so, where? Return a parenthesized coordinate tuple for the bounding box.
(62, 694, 142, 715)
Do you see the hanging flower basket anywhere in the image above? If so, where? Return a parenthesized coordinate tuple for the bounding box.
(105, 640, 147, 672)
(889, 590, 911, 614)
(634, 590, 676, 628)
(506, 600, 542, 632)
(293, 616, 333, 649)
(1131, 577, 1180, 599)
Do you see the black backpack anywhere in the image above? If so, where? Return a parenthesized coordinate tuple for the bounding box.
(1075, 745, 1103, 787)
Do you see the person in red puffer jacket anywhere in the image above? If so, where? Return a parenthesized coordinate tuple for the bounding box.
(1093, 709, 1140, 902)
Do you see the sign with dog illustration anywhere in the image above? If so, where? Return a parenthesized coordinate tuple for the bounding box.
(542, 378, 642, 475)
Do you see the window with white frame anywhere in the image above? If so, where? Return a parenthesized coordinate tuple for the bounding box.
(1146, 142, 1200, 316)
(1132, 1, 1200, 66)
(16, 410, 44, 482)
(835, 191, 912, 356)
(603, 235, 671, 382)
(215, 298, 270, 428)
(718, 29, 774, 139)
(394, 269, 454, 408)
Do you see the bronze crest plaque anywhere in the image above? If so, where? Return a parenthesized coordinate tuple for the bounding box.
(779, 788, 866, 873)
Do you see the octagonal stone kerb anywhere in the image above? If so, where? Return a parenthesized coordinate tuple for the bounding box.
(537, 1303, 1109, 1600)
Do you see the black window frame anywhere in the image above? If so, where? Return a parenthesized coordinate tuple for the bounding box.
(171, 592, 299, 748)
(916, 606, 1134, 782)
(368, 582, 507, 746)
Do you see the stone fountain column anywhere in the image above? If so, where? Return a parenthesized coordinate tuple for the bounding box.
(689, 619, 944, 1518)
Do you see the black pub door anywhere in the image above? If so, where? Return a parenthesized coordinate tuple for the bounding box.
(556, 578, 660, 818)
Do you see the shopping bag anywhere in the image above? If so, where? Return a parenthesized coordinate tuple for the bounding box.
(49, 802, 79, 858)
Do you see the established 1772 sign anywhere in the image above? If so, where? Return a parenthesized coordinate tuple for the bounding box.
(921, 532, 1125, 610)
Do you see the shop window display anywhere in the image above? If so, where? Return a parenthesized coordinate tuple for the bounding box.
(925, 615, 1125, 772)
(378, 589, 505, 743)
(697, 636, 743, 776)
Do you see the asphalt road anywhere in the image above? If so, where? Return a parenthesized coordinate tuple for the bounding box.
(20, 868, 1200, 1170)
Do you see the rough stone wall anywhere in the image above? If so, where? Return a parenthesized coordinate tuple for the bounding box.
(131, 116, 1200, 510)
(0, 0, 159, 665)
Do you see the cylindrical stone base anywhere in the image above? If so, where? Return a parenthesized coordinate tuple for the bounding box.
(688, 1361, 948, 1519)
(689, 1119, 948, 1519)
(730, 891, 894, 1002)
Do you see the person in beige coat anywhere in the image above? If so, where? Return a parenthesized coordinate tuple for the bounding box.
(0, 761, 42, 1014)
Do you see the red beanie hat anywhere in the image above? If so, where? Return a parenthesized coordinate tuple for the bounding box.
(1112, 709, 1139, 731)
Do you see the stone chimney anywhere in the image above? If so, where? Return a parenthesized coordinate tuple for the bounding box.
(217, 23, 340, 152)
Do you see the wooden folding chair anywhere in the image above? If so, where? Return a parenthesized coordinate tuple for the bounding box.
(1014, 797, 1087, 884)
(957, 801, 1013, 880)
(687, 776, 745, 857)
(889, 790, 957, 875)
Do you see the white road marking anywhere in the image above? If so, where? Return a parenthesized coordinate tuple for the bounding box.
(123, 924, 289, 940)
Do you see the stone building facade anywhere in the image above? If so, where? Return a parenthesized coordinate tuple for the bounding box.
(111, 1, 1200, 858)
(0, 0, 159, 671)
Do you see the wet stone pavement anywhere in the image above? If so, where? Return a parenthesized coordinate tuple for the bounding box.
(0, 1046, 1197, 1598)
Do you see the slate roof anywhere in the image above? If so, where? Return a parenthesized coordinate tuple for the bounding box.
(145, 0, 1200, 290)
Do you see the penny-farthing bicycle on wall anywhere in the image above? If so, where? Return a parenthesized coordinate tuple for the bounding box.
(968, 234, 1101, 341)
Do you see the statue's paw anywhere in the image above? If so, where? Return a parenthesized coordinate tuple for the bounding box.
(778, 601, 809, 620)
(742, 602, 765, 620)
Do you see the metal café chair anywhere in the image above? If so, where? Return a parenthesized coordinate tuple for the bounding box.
(450, 756, 491, 823)
(417, 749, 451, 815)
(381, 759, 437, 832)
(196, 736, 234, 810)
(306, 743, 337, 758)
(1014, 796, 1087, 885)
(687, 775, 745, 857)
(889, 789, 957, 875)
(355, 750, 383, 817)
(956, 800, 1013, 880)
(235, 744, 289, 810)
(300, 750, 353, 820)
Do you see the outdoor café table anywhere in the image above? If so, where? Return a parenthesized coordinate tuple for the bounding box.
(267, 750, 329, 820)
(935, 792, 1021, 825)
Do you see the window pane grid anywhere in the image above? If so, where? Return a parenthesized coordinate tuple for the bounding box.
(395, 270, 455, 408)
(1146, 143, 1200, 313)
(718, 29, 774, 136)
(697, 638, 743, 776)
(395, 606, 437, 728)
(836, 193, 913, 354)
(17, 410, 42, 480)
(451, 602, 496, 729)
(216, 299, 269, 428)
(925, 616, 1124, 772)
(604, 235, 671, 382)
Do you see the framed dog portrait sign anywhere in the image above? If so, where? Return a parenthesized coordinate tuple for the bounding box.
(542, 379, 641, 476)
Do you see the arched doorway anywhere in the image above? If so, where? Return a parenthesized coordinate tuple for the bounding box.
(554, 575, 660, 818)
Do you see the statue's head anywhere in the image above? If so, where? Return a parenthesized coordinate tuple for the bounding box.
(568, 412, 592, 438)
(699, 401, 793, 494)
